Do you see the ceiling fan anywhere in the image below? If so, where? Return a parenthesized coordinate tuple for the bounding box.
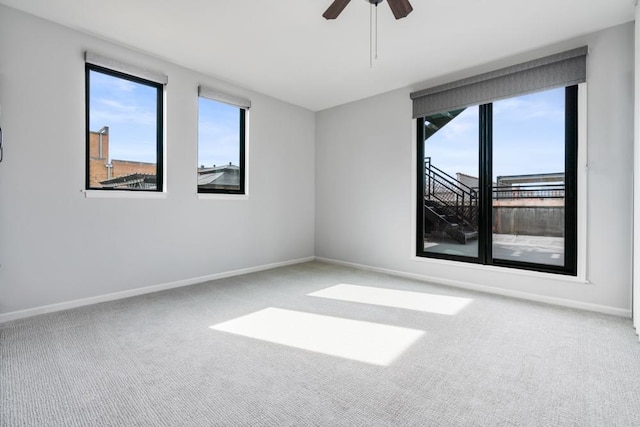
(323, 0, 413, 20)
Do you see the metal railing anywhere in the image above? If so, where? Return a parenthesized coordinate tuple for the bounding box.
(493, 183, 565, 199)
(425, 158, 566, 229)
(424, 157, 478, 229)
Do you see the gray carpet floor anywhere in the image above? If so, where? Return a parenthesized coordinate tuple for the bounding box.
(1, 261, 639, 426)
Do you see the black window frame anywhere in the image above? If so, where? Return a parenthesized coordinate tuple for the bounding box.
(85, 63, 164, 192)
(196, 97, 247, 195)
(416, 85, 578, 276)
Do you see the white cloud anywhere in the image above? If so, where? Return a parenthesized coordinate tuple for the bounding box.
(493, 91, 564, 123)
(91, 72, 137, 93)
(91, 97, 156, 127)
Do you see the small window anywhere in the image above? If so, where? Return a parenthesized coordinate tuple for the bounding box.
(197, 95, 246, 194)
(86, 64, 163, 191)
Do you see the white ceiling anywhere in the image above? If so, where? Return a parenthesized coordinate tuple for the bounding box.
(0, 0, 635, 111)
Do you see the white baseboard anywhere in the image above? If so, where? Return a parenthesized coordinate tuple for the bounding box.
(0, 256, 315, 324)
(315, 257, 632, 318)
(2, 255, 630, 323)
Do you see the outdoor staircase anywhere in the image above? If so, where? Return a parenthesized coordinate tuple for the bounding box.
(424, 157, 478, 244)
(424, 199, 478, 244)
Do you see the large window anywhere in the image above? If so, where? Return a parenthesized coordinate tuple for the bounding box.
(85, 62, 164, 191)
(416, 86, 578, 275)
(197, 86, 249, 194)
(412, 47, 586, 275)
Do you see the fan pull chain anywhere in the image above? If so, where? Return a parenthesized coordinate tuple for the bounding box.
(375, 2, 378, 60)
(369, 2, 379, 68)
(370, 3, 373, 67)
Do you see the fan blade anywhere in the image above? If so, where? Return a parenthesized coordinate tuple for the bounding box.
(323, 0, 352, 19)
(387, 0, 413, 19)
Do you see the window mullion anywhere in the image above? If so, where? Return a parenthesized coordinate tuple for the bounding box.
(479, 103, 493, 264)
(239, 108, 246, 194)
(156, 82, 164, 192)
(564, 86, 579, 274)
(416, 118, 426, 256)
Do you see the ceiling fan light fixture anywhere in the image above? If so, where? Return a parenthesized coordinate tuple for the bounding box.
(322, 0, 413, 66)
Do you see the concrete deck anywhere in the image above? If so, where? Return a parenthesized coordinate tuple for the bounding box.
(423, 234, 564, 266)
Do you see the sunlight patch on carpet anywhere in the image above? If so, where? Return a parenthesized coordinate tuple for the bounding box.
(308, 284, 472, 315)
(210, 307, 424, 366)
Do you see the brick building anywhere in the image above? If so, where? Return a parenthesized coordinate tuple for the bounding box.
(89, 127, 239, 190)
(88, 127, 157, 189)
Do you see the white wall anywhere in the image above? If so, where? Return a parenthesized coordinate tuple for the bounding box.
(0, 6, 315, 315)
(316, 22, 635, 315)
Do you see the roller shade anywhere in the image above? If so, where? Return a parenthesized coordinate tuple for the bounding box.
(85, 51, 168, 85)
(198, 85, 251, 109)
(410, 46, 587, 118)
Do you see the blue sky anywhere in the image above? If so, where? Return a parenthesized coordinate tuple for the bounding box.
(198, 98, 240, 168)
(89, 70, 158, 163)
(90, 69, 562, 176)
(89, 70, 240, 167)
(425, 88, 565, 179)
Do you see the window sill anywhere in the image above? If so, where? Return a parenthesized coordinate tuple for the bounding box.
(197, 193, 249, 201)
(83, 190, 167, 199)
(410, 255, 589, 285)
